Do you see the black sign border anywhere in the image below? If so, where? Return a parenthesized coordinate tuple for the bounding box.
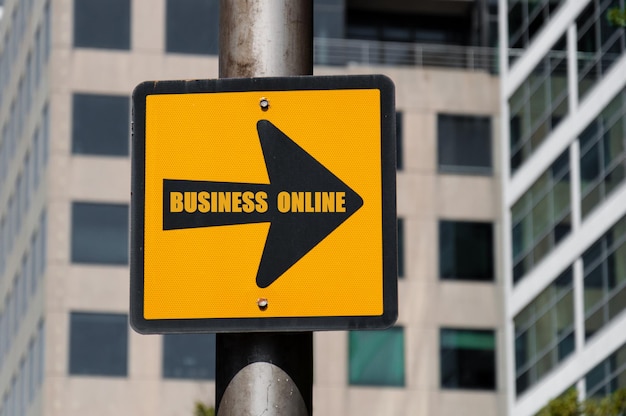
(131, 75, 397, 333)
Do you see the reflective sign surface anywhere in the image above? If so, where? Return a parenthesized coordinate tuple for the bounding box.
(131, 76, 397, 333)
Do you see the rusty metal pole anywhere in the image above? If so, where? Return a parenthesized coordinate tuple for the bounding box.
(219, 0, 313, 78)
(216, 1, 313, 415)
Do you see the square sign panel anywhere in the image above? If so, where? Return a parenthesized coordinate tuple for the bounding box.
(130, 75, 397, 333)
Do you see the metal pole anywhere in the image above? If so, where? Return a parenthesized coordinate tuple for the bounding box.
(219, 0, 313, 78)
(216, 332, 313, 416)
(216, 1, 313, 415)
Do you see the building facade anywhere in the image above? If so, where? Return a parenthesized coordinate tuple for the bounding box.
(0, 1, 503, 415)
(500, 0, 626, 414)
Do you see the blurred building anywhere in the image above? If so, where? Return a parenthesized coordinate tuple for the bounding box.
(499, 0, 626, 415)
(0, 1, 503, 415)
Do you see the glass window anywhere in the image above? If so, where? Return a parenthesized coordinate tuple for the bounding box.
(72, 94, 129, 156)
(44, 1, 51, 62)
(24, 152, 31, 211)
(69, 312, 127, 376)
(439, 220, 494, 281)
(398, 218, 404, 279)
(314, 2, 344, 39)
(579, 88, 626, 218)
(585, 342, 626, 398)
(42, 104, 49, 165)
(15, 178, 22, 235)
(347, 8, 472, 46)
(18, 359, 25, 416)
(0, 139, 6, 190)
(0, 218, 5, 276)
(28, 234, 36, 295)
(27, 341, 35, 402)
(7, 196, 14, 248)
(73, 0, 130, 50)
(345, 6, 483, 66)
(440, 328, 496, 390)
(508, 0, 564, 61)
(2, 294, 9, 350)
(71, 202, 129, 265)
(349, 327, 405, 387)
(36, 212, 46, 280)
(509, 36, 568, 172)
(395, 111, 403, 170)
(313, 2, 346, 66)
(583, 215, 626, 340)
(438, 114, 492, 174)
(577, 0, 626, 99)
(19, 258, 27, 316)
(74, 0, 131, 49)
(34, 26, 42, 86)
(9, 377, 16, 416)
(514, 267, 574, 395)
(165, 0, 219, 55)
(162, 334, 216, 380)
(32, 127, 40, 189)
(511, 150, 571, 283)
(36, 320, 44, 387)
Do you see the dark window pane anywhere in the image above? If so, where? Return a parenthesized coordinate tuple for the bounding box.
(440, 328, 496, 390)
(314, 7, 344, 39)
(508, 35, 569, 172)
(515, 330, 529, 371)
(396, 111, 403, 170)
(74, 0, 130, 50)
(586, 360, 608, 398)
(440, 220, 494, 281)
(166, 0, 219, 55)
(508, 0, 563, 52)
(585, 343, 626, 398)
(346, 8, 473, 47)
(314, 0, 344, 35)
(69, 312, 128, 376)
(315, 0, 342, 6)
(398, 218, 404, 278)
(349, 328, 405, 387)
(313, 5, 346, 66)
(438, 114, 492, 174)
(558, 332, 575, 360)
(579, 89, 626, 218)
(71, 202, 129, 265)
(72, 94, 129, 156)
(516, 369, 530, 395)
(583, 215, 626, 339)
(514, 267, 574, 396)
(576, 0, 626, 100)
(163, 334, 216, 380)
(511, 150, 571, 283)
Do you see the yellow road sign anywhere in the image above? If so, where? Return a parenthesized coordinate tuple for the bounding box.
(130, 75, 397, 333)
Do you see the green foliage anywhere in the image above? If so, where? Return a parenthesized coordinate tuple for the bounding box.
(607, 7, 626, 27)
(538, 389, 583, 416)
(538, 388, 626, 416)
(194, 402, 215, 416)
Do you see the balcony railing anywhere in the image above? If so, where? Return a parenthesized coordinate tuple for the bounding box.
(314, 37, 499, 72)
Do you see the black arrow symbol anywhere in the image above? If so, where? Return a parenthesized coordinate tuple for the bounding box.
(162, 120, 364, 288)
